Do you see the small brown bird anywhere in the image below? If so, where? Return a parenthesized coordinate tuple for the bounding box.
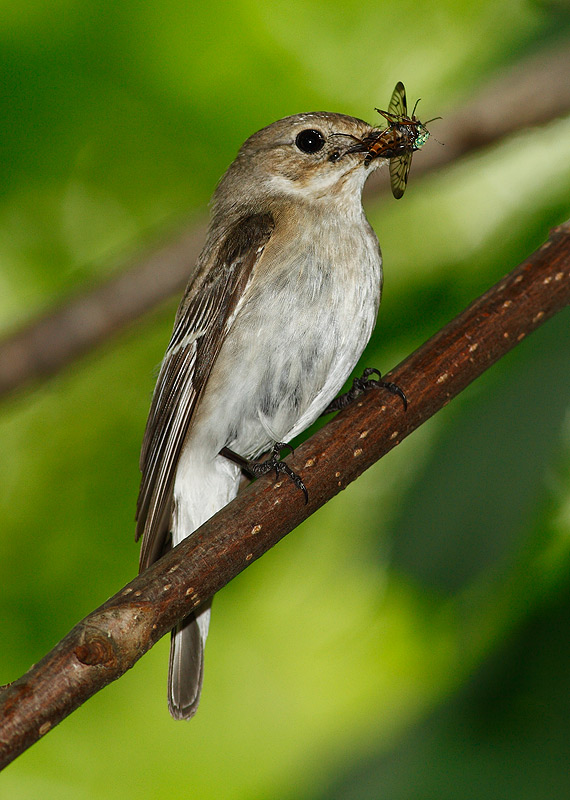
(136, 111, 390, 719)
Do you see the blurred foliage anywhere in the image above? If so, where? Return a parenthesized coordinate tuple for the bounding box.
(1, 1, 570, 798)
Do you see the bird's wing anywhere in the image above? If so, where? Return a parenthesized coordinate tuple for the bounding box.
(136, 213, 275, 570)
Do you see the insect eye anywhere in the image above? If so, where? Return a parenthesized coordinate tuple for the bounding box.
(295, 129, 325, 154)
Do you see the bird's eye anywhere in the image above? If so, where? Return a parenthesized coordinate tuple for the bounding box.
(295, 129, 325, 154)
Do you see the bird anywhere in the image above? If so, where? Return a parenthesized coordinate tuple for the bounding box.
(136, 111, 390, 719)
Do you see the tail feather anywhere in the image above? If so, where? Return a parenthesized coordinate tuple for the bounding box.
(168, 603, 211, 720)
(167, 452, 241, 719)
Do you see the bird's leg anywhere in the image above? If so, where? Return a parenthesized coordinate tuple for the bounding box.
(322, 368, 407, 414)
(220, 443, 308, 503)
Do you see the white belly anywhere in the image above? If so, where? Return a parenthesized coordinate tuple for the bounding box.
(192, 219, 382, 460)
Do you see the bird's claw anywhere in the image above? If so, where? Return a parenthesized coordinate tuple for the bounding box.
(244, 442, 308, 504)
(323, 367, 407, 413)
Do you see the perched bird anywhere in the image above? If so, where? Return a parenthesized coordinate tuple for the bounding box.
(136, 111, 391, 719)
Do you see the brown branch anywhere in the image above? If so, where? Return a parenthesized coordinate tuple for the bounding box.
(1, 221, 569, 769)
(2, 41, 570, 400)
(0, 222, 207, 397)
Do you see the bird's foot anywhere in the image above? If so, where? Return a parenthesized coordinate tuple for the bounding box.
(323, 368, 407, 414)
(220, 443, 308, 503)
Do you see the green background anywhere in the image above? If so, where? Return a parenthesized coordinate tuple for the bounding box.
(2, 1, 570, 797)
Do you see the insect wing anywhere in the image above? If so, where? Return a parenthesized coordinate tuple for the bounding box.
(389, 151, 412, 199)
(388, 81, 407, 118)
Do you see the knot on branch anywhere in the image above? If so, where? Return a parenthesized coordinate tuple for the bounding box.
(74, 634, 116, 667)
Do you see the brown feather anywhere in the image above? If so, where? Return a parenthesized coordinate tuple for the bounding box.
(136, 213, 274, 570)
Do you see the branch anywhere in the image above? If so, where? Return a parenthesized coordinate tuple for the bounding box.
(1, 221, 569, 769)
(1, 41, 570, 399)
(0, 222, 207, 397)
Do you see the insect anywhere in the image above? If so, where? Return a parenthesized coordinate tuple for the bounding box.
(363, 81, 439, 199)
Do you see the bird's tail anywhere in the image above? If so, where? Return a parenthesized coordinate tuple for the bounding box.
(168, 451, 242, 719)
(168, 602, 211, 720)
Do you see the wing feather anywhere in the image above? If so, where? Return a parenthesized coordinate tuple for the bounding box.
(136, 213, 274, 569)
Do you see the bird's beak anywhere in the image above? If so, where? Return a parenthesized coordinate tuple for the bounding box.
(330, 127, 385, 162)
(344, 127, 388, 162)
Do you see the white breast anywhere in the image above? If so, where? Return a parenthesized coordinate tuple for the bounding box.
(194, 208, 382, 459)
